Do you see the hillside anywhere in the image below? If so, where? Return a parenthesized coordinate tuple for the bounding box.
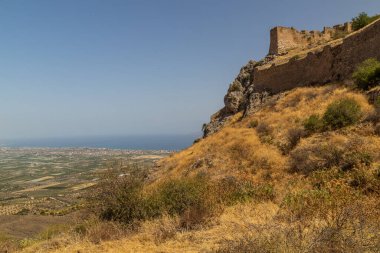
(20, 84, 380, 253)
(12, 14, 380, 253)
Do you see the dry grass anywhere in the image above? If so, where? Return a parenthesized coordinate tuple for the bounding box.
(155, 127, 286, 184)
(23, 202, 279, 253)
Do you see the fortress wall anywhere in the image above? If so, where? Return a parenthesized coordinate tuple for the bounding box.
(269, 27, 331, 55)
(254, 19, 380, 93)
(269, 22, 353, 56)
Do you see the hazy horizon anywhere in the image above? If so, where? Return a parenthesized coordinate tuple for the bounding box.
(1, 0, 380, 141)
(0, 133, 198, 150)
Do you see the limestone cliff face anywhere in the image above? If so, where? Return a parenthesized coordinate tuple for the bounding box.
(203, 19, 380, 137)
(202, 60, 256, 137)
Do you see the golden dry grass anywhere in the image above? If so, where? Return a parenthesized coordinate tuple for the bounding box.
(22, 202, 279, 253)
(155, 85, 376, 181)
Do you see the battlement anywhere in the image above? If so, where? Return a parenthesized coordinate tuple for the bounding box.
(269, 22, 352, 55)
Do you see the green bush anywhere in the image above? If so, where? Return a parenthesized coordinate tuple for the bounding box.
(303, 114, 323, 132)
(352, 58, 380, 90)
(97, 176, 156, 224)
(322, 98, 361, 130)
(352, 12, 380, 31)
(159, 177, 208, 216)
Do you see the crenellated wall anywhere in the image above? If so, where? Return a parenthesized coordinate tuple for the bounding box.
(269, 22, 352, 55)
(255, 19, 380, 93)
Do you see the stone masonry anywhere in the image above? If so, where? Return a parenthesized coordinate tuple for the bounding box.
(269, 22, 352, 55)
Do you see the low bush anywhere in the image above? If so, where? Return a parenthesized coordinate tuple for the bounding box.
(228, 81, 243, 92)
(322, 98, 361, 130)
(97, 176, 155, 224)
(256, 122, 274, 143)
(290, 137, 373, 175)
(247, 119, 258, 128)
(303, 99, 361, 133)
(352, 58, 380, 90)
(157, 175, 217, 228)
(281, 128, 306, 154)
(303, 114, 323, 132)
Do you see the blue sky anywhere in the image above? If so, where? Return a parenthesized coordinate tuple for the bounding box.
(0, 0, 379, 139)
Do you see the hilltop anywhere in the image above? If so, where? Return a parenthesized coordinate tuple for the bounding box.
(203, 15, 380, 137)
(10, 14, 380, 253)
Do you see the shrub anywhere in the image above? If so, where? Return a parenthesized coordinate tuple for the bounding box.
(303, 114, 323, 132)
(157, 176, 216, 228)
(228, 81, 243, 92)
(282, 128, 306, 154)
(352, 12, 380, 31)
(322, 98, 361, 130)
(352, 58, 380, 90)
(256, 122, 273, 136)
(290, 137, 373, 175)
(96, 175, 155, 224)
(247, 119, 258, 128)
(256, 122, 273, 143)
(290, 144, 344, 174)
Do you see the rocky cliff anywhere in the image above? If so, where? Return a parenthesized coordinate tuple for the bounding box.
(203, 18, 380, 137)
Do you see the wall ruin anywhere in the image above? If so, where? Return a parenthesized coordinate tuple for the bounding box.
(269, 22, 352, 55)
(255, 19, 380, 93)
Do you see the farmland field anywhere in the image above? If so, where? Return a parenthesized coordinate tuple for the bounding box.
(0, 148, 170, 239)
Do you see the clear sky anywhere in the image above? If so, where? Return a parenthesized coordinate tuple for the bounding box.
(0, 0, 379, 139)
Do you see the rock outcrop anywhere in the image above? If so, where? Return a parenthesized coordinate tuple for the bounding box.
(203, 60, 256, 136)
(203, 18, 380, 137)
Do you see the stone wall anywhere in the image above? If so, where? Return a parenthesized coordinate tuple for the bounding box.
(256, 19, 380, 93)
(269, 23, 352, 55)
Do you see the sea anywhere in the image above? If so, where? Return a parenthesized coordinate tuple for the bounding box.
(0, 134, 200, 151)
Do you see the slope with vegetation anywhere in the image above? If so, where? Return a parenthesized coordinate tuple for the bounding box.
(9, 13, 380, 253)
(18, 79, 380, 252)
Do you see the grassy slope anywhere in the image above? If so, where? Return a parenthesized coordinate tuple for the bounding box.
(21, 85, 380, 252)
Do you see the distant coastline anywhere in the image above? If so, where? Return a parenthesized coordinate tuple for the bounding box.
(0, 134, 199, 151)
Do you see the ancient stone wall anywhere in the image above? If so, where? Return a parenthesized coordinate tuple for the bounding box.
(269, 23, 352, 55)
(255, 19, 380, 93)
